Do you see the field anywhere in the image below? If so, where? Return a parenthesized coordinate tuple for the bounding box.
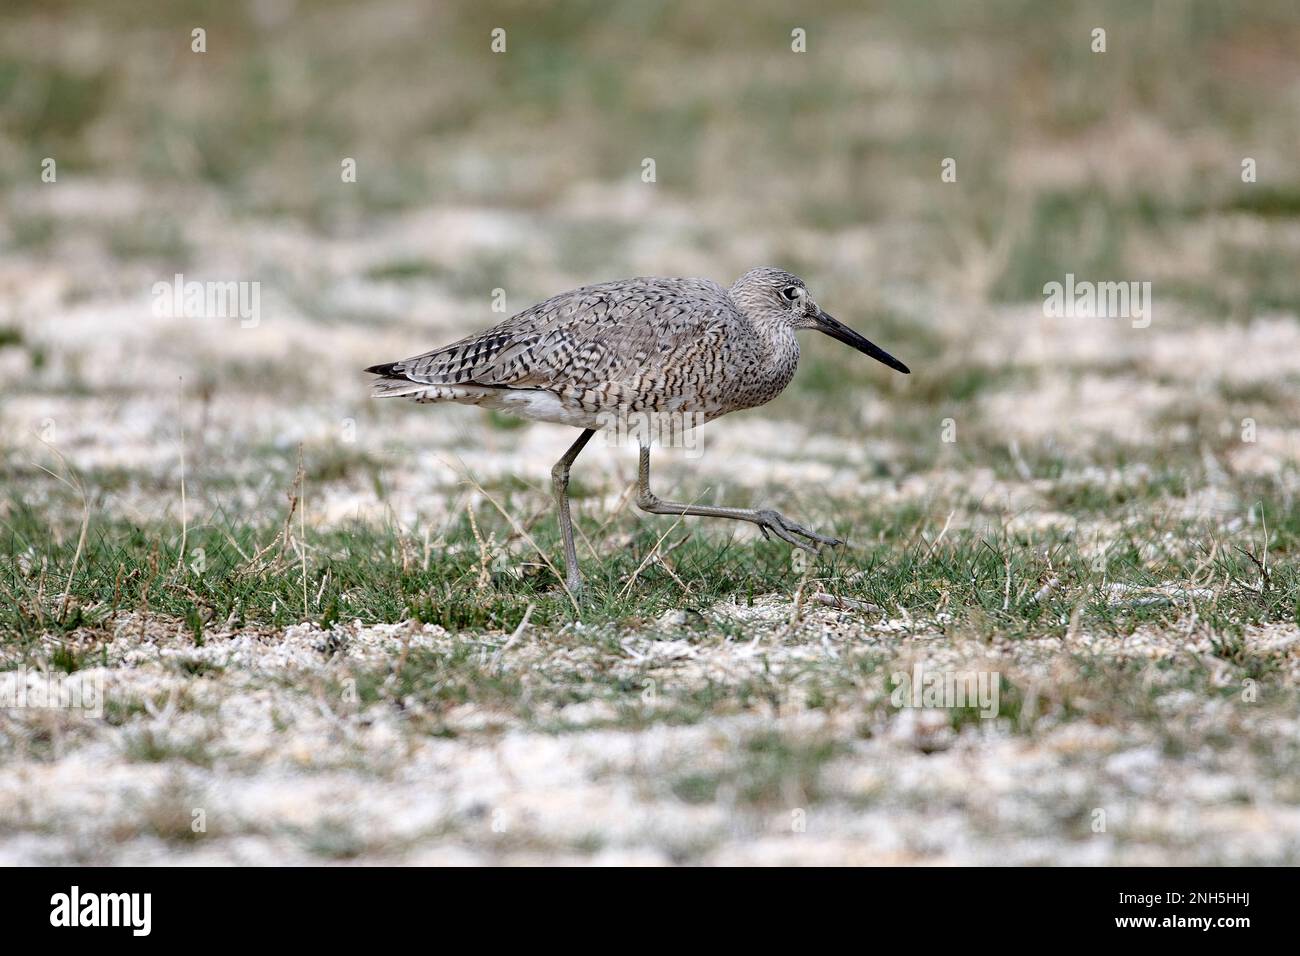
(2, 0, 1299, 864)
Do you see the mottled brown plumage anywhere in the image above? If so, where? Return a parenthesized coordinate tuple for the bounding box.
(367, 268, 909, 596)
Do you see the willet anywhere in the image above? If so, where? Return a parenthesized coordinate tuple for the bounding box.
(366, 268, 909, 595)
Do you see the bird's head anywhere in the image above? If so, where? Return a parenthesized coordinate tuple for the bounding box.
(730, 267, 910, 374)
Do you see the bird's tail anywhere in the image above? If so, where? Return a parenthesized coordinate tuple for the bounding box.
(366, 362, 502, 404)
(363, 363, 419, 398)
(368, 375, 430, 398)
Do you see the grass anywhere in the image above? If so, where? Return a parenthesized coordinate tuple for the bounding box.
(3, 450, 1296, 863)
(1, 473, 1295, 650)
(3, 460, 1289, 790)
(671, 732, 842, 807)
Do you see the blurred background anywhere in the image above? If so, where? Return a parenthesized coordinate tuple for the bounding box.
(2, 0, 1297, 530)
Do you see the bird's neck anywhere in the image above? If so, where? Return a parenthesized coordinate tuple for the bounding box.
(747, 312, 800, 396)
(751, 311, 798, 357)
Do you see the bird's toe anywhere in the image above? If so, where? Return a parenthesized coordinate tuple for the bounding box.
(754, 510, 840, 553)
(777, 517, 840, 547)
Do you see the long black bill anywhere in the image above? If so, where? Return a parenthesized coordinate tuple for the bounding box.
(813, 311, 910, 374)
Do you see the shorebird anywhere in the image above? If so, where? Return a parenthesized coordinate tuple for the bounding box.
(366, 268, 909, 595)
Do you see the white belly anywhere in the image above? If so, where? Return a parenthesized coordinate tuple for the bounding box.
(479, 388, 605, 429)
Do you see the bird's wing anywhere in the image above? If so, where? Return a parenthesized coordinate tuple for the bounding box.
(367, 277, 733, 390)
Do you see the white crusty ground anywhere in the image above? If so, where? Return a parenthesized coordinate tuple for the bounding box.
(2, 172, 1299, 864)
(2, 604, 1298, 865)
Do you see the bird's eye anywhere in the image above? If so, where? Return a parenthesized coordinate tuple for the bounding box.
(781, 286, 802, 302)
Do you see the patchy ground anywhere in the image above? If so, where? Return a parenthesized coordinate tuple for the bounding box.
(4, 604, 1298, 865)
(2, 0, 1299, 864)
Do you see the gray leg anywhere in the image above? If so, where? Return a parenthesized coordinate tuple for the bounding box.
(552, 428, 596, 594)
(635, 445, 842, 553)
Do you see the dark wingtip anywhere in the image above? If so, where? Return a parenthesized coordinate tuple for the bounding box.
(365, 362, 400, 376)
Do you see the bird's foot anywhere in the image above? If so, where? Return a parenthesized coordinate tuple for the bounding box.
(754, 509, 843, 553)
